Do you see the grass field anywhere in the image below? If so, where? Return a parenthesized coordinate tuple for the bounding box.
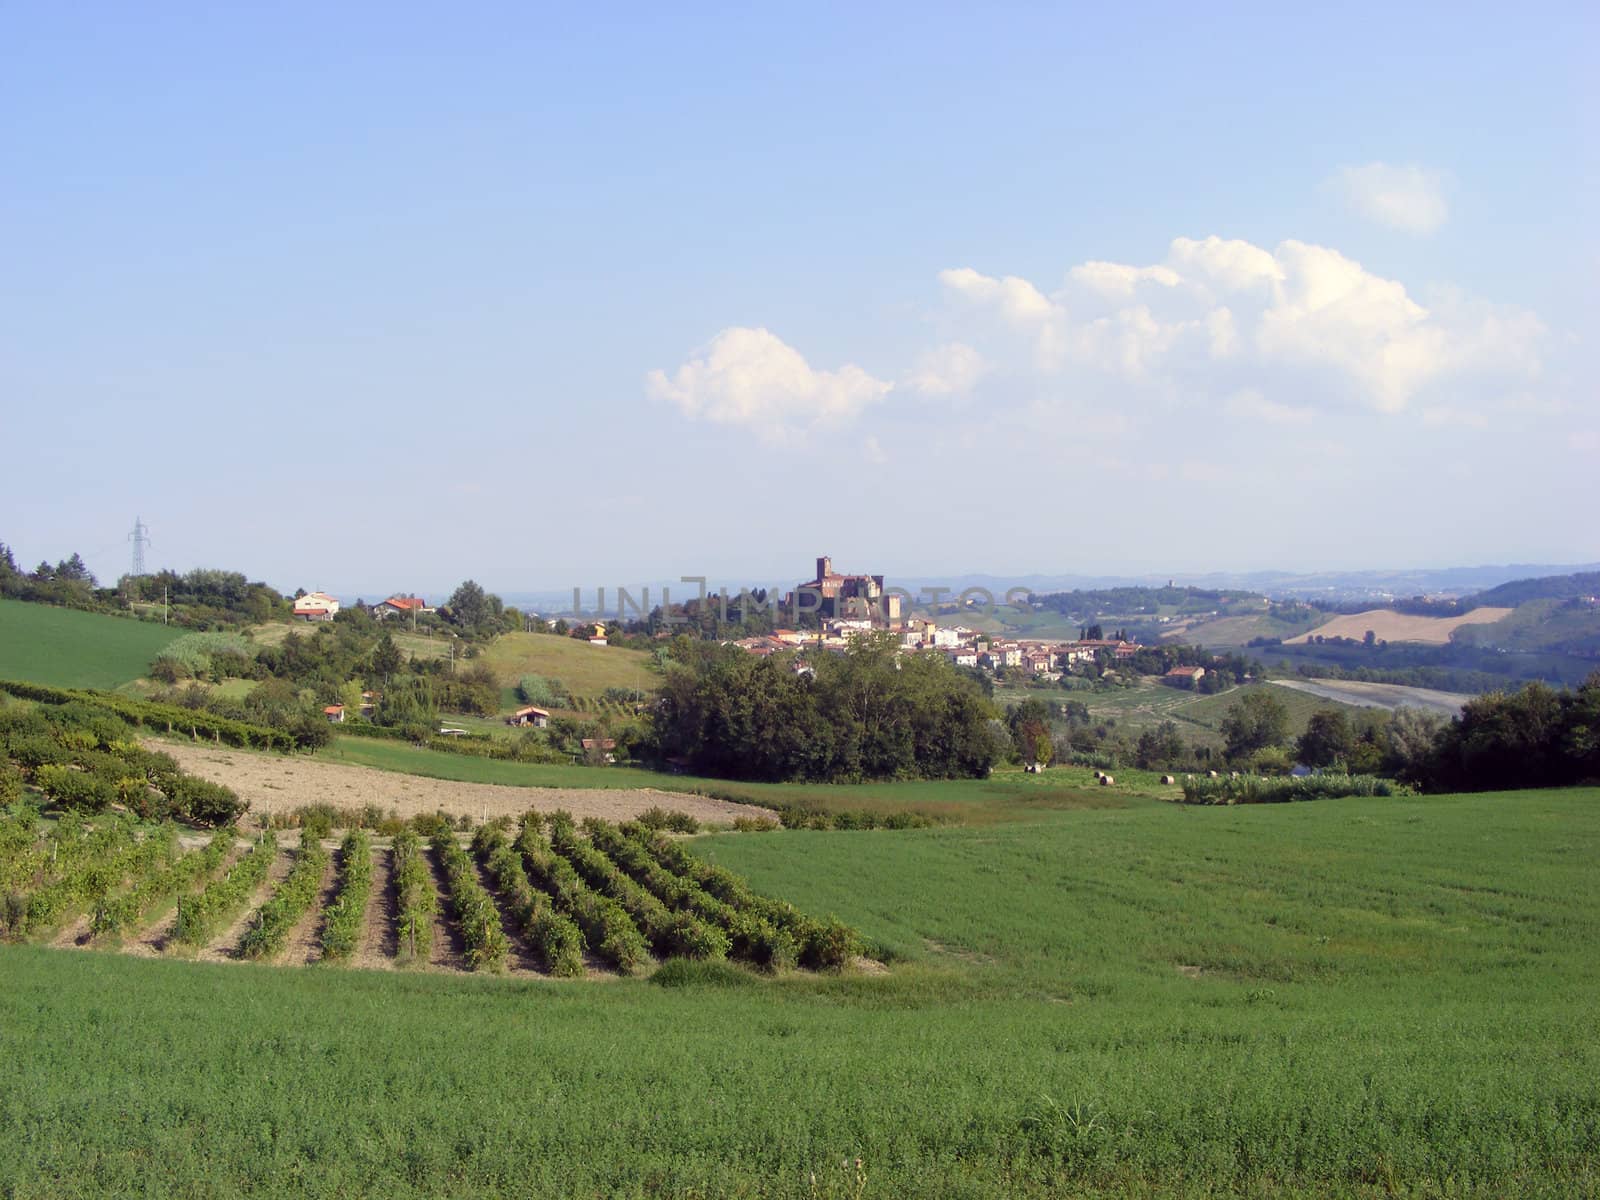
(318, 737, 1171, 822)
(997, 679, 1366, 750)
(2, 786, 1595, 1196)
(477, 632, 658, 706)
(0, 599, 183, 689)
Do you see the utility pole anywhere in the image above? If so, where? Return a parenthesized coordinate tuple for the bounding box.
(163, 586, 169, 625)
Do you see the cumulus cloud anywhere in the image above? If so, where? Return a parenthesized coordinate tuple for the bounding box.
(1330, 163, 1450, 234)
(935, 235, 1544, 414)
(904, 342, 985, 396)
(647, 327, 891, 439)
(1225, 390, 1314, 425)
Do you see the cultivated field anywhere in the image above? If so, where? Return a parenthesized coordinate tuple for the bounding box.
(0, 599, 183, 689)
(1270, 677, 1473, 716)
(2, 786, 1595, 1196)
(150, 739, 778, 826)
(1286, 606, 1513, 645)
(477, 632, 658, 707)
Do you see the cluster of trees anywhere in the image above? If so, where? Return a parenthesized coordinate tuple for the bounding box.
(1030, 585, 1260, 618)
(0, 544, 100, 610)
(651, 634, 1000, 782)
(1426, 674, 1600, 792)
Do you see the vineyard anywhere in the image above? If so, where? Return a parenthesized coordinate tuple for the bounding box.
(0, 803, 862, 977)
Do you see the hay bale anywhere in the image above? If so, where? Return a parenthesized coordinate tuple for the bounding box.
(1161, 774, 1176, 785)
(1099, 774, 1114, 786)
(1207, 770, 1219, 779)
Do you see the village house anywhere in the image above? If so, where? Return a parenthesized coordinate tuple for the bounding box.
(581, 737, 617, 764)
(371, 595, 428, 619)
(948, 647, 979, 668)
(293, 591, 340, 620)
(322, 704, 345, 723)
(506, 705, 550, 728)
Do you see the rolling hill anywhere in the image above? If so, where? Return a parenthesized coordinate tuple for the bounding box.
(0, 598, 182, 689)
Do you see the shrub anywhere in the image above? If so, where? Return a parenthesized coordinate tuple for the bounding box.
(798, 916, 860, 971)
(239, 836, 330, 960)
(34, 764, 117, 813)
(392, 828, 436, 964)
(1177, 773, 1412, 805)
(318, 829, 372, 963)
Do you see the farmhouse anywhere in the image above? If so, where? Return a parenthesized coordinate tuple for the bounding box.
(506, 705, 550, 728)
(322, 704, 345, 723)
(581, 737, 617, 764)
(371, 595, 428, 619)
(292, 591, 340, 620)
(1164, 665, 1206, 688)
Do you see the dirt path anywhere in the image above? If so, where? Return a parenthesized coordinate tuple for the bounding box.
(123, 839, 247, 958)
(353, 845, 396, 971)
(51, 910, 94, 950)
(276, 843, 339, 966)
(195, 847, 295, 964)
(422, 846, 467, 972)
(470, 853, 542, 976)
(148, 740, 778, 826)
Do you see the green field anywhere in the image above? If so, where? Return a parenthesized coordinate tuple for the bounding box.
(0, 598, 182, 689)
(997, 679, 1366, 750)
(477, 631, 658, 706)
(2, 786, 1595, 1197)
(319, 735, 1174, 821)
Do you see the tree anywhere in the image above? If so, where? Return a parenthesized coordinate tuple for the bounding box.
(1296, 709, 1353, 768)
(1219, 691, 1290, 761)
(1085, 624, 1104, 641)
(446, 580, 492, 631)
(370, 632, 404, 682)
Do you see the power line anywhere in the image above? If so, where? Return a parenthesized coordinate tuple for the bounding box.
(128, 516, 151, 578)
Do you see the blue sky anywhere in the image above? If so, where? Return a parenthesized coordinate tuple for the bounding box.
(2, 2, 1595, 597)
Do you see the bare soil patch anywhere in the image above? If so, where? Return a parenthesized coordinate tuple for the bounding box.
(1285, 607, 1511, 646)
(195, 846, 295, 964)
(353, 846, 396, 971)
(148, 741, 777, 826)
(278, 843, 339, 966)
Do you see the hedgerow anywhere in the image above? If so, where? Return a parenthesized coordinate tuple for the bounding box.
(173, 832, 277, 946)
(623, 822, 860, 969)
(585, 818, 792, 970)
(430, 831, 509, 973)
(318, 829, 373, 963)
(0, 679, 302, 750)
(93, 827, 232, 938)
(547, 813, 728, 962)
(239, 836, 330, 960)
(471, 823, 585, 977)
(515, 814, 647, 973)
(1178, 773, 1412, 805)
(392, 828, 435, 964)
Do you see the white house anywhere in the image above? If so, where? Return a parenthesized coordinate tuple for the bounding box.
(293, 591, 340, 620)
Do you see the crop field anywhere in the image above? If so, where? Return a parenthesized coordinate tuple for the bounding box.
(1, 809, 856, 980)
(1, 785, 1595, 1197)
(476, 631, 658, 706)
(0, 598, 182, 689)
(1286, 606, 1514, 646)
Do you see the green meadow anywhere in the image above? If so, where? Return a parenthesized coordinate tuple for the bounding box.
(317, 734, 1173, 821)
(2, 787, 1596, 1197)
(0, 598, 182, 690)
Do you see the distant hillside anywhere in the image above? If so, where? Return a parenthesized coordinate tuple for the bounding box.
(1286, 608, 1513, 647)
(1471, 571, 1600, 608)
(0, 597, 182, 689)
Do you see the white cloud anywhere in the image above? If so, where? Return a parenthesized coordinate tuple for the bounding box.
(1330, 163, 1450, 234)
(647, 327, 891, 440)
(1568, 430, 1600, 453)
(905, 342, 984, 396)
(1226, 390, 1314, 425)
(938, 267, 1056, 323)
(933, 235, 1544, 415)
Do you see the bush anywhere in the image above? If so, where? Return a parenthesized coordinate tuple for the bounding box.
(33, 764, 116, 812)
(798, 916, 860, 971)
(319, 829, 373, 963)
(1178, 773, 1412, 805)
